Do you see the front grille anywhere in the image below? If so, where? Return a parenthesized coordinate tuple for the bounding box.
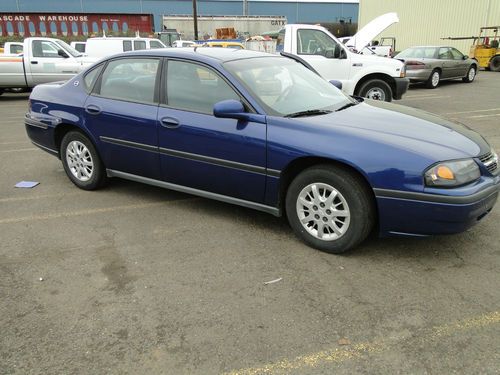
(479, 151, 499, 175)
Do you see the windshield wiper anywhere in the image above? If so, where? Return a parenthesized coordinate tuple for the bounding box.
(284, 109, 332, 118)
(335, 102, 357, 112)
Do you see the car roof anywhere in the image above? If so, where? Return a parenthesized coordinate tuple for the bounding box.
(112, 47, 273, 63)
(404, 46, 452, 49)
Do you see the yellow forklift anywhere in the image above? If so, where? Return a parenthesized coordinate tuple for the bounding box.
(443, 26, 500, 71)
(471, 26, 500, 71)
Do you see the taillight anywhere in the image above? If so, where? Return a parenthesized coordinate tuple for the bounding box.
(405, 61, 426, 70)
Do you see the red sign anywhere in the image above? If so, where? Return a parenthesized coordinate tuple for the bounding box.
(0, 13, 154, 37)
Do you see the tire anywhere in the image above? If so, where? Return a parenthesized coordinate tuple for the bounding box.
(0, 89, 4, 96)
(357, 79, 392, 102)
(489, 56, 500, 72)
(285, 165, 375, 254)
(60, 131, 106, 190)
(426, 69, 440, 89)
(462, 66, 476, 83)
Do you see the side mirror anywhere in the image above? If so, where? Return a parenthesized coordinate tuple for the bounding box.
(58, 49, 69, 58)
(213, 100, 266, 124)
(462, 55, 468, 60)
(340, 49, 347, 59)
(329, 80, 342, 90)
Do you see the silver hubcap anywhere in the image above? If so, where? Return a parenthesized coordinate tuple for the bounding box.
(431, 72, 440, 86)
(296, 183, 350, 241)
(365, 87, 386, 101)
(66, 140, 93, 182)
(468, 68, 475, 80)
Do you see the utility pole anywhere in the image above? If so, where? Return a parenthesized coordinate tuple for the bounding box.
(243, 0, 248, 16)
(192, 0, 199, 41)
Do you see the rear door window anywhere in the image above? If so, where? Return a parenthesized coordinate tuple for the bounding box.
(134, 40, 147, 50)
(123, 40, 132, 52)
(98, 58, 160, 104)
(83, 63, 104, 93)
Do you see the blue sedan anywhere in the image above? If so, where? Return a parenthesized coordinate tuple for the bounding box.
(25, 48, 499, 253)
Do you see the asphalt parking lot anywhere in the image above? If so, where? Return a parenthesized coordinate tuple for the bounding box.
(1, 72, 499, 375)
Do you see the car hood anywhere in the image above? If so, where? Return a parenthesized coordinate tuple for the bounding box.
(296, 100, 490, 160)
(345, 12, 399, 52)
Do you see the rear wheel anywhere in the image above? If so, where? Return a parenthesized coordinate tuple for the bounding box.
(426, 69, 440, 88)
(489, 56, 500, 72)
(285, 165, 375, 254)
(61, 131, 106, 190)
(462, 66, 476, 82)
(357, 79, 392, 102)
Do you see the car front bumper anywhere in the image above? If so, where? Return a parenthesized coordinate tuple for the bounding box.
(393, 77, 410, 100)
(374, 178, 500, 237)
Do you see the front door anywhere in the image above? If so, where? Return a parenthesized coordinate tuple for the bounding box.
(157, 59, 267, 203)
(294, 28, 351, 84)
(28, 40, 81, 85)
(84, 57, 161, 179)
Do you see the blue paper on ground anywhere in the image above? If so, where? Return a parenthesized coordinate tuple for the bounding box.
(15, 181, 39, 188)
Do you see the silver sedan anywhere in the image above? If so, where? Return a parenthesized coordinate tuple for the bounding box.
(394, 46, 477, 88)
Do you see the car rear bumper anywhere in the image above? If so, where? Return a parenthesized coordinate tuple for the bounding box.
(405, 69, 432, 81)
(375, 180, 500, 237)
(393, 77, 410, 100)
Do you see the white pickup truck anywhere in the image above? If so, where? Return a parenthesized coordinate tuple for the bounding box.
(0, 37, 95, 95)
(277, 14, 408, 101)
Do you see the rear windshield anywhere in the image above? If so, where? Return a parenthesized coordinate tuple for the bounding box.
(397, 47, 437, 59)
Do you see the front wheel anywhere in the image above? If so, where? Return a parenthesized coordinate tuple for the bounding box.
(285, 165, 375, 254)
(60, 131, 106, 190)
(489, 56, 500, 72)
(462, 66, 476, 82)
(357, 79, 392, 102)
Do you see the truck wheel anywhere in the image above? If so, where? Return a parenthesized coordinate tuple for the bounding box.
(358, 79, 392, 102)
(425, 69, 440, 89)
(489, 56, 500, 72)
(0, 89, 4, 96)
(61, 131, 107, 190)
(462, 66, 476, 82)
(285, 165, 375, 254)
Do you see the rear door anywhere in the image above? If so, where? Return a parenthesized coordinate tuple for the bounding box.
(157, 59, 267, 203)
(83, 57, 162, 179)
(28, 40, 81, 85)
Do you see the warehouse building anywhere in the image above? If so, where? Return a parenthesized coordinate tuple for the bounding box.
(358, 0, 500, 54)
(1, 0, 359, 34)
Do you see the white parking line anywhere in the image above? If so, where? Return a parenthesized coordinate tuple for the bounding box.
(403, 95, 450, 100)
(0, 148, 38, 153)
(468, 113, 500, 119)
(443, 108, 500, 115)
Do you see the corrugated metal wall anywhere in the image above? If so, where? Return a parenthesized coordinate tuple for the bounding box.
(359, 0, 500, 54)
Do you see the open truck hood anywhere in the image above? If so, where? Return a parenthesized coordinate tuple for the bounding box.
(345, 12, 399, 52)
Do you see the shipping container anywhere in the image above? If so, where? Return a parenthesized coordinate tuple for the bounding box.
(162, 15, 287, 40)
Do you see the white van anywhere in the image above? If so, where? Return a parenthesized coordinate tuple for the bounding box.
(85, 37, 166, 58)
(70, 41, 87, 53)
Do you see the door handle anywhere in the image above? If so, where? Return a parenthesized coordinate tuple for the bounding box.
(85, 104, 102, 115)
(31, 61, 38, 64)
(160, 117, 180, 129)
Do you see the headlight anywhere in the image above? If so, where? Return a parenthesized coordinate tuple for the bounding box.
(424, 159, 480, 187)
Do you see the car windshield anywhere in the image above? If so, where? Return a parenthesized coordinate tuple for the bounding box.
(55, 40, 81, 57)
(396, 47, 437, 59)
(224, 57, 353, 116)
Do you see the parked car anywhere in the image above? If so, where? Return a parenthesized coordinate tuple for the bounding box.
(172, 40, 196, 48)
(0, 37, 95, 94)
(25, 49, 499, 253)
(85, 37, 166, 58)
(203, 41, 245, 49)
(394, 46, 477, 88)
